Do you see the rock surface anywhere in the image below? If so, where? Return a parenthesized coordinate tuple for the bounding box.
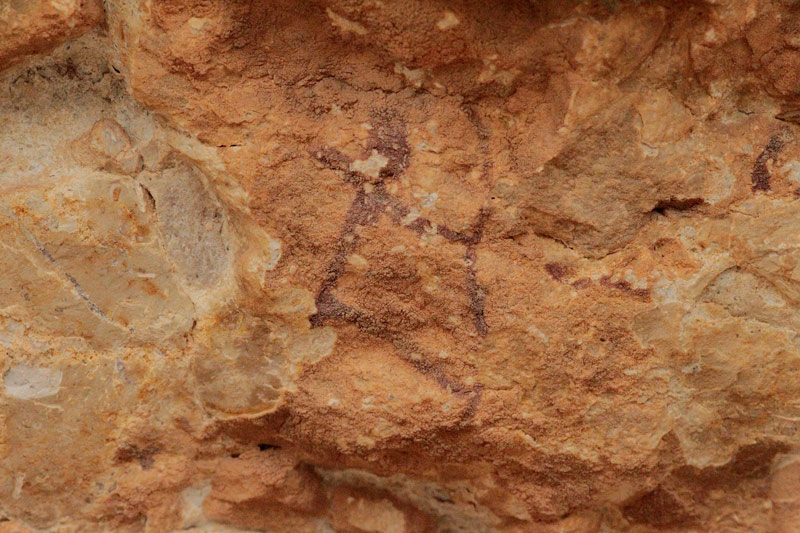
(2, 0, 800, 531)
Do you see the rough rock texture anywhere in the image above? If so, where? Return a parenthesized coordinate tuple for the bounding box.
(2, 0, 800, 531)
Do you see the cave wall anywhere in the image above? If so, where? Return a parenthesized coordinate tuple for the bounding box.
(2, 1, 800, 531)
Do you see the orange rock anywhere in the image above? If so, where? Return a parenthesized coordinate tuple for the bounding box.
(2, 1, 800, 531)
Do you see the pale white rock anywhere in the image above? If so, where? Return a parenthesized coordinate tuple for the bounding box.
(4, 364, 62, 400)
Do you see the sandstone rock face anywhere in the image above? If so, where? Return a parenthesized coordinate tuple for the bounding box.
(2, 1, 800, 531)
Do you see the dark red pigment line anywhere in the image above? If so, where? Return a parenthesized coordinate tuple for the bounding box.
(752, 131, 787, 192)
(307, 110, 488, 416)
